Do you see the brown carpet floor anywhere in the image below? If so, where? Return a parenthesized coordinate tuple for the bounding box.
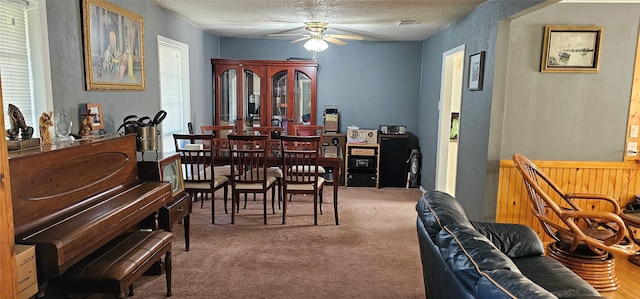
(130, 187, 426, 299)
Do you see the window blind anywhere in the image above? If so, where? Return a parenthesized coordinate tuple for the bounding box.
(0, 0, 35, 131)
(158, 39, 187, 152)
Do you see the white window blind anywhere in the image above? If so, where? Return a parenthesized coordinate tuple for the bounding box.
(158, 36, 190, 153)
(0, 0, 35, 131)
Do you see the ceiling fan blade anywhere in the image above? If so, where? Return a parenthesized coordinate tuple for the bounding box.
(268, 33, 304, 37)
(324, 36, 347, 46)
(326, 34, 363, 41)
(291, 36, 310, 43)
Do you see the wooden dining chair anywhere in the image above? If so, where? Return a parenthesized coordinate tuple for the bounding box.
(280, 135, 325, 225)
(173, 134, 229, 224)
(250, 126, 284, 206)
(291, 125, 325, 180)
(227, 134, 278, 224)
(512, 153, 640, 290)
(251, 126, 284, 154)
(200, 125, 234, 179)
(293, 125, 324, 137)
(201, 125, 234, 154)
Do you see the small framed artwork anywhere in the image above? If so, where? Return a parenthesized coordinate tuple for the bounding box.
(468, 51, 485, 91)
(137, 154, 185, 198)
(82, 0, 145, 90)
(159, 155, 185, 198)
(540, 25, 603, 73)
(86, 103, 104, 130)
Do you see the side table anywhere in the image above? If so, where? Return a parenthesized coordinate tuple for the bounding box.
(158, 192, 191, 250)
(620, 211, 640, 244)
(138, 153, 191, 251)
(620, 212, 640, 266)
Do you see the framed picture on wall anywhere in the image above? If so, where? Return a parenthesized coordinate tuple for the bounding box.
(82, 0, 145, 90)
(86, 103, 104, 130)
(468, 51, 485, 91)
(540, 25, 603, 73)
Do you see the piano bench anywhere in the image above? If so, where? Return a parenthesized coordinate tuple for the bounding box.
(63, 230, 173, 298)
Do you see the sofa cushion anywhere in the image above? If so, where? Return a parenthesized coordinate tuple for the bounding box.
(416, 191, 473, 239)
(437, 224, 522, 291)
(475, 269, 558, 299)
(513, 256, 602, 299)
(471, 221, 545, 258)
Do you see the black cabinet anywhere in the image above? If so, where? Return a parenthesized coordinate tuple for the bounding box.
(346, 144, 380, 187)
(378, 133, 419, 187)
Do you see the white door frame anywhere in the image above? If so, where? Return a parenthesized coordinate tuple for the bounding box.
(435, 44, 465, 196)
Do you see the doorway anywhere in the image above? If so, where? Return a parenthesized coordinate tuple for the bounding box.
(435, 45, 465, 196)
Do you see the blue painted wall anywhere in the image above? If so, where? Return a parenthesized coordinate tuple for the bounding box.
(46, 0, 219, 135)
(419, 0, 544, 221)
(220, 38, 423, 134)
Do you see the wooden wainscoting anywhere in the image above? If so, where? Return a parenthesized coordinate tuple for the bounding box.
(497, 159, 640, 243)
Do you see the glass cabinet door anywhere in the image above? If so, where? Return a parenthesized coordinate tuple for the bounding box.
(243, 70, 261, 134)
(271, 71, 288, 133)
(219, 68, 237, 127)
(294, 71, 312, 126)
(268, 67, 317, 134)
(214, 63, 265, 134)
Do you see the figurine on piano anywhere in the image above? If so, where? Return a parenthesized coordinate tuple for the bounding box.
(78, 113, 94, 136)
(6, 103, 34, 140)
(39, 111, 53, 144)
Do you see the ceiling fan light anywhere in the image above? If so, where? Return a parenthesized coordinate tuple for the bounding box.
(304, 38, 328, 52)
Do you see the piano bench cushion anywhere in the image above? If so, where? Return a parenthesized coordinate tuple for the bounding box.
(64, 230, 173, 297)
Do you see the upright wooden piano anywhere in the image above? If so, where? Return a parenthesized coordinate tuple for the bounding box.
(8, 134, 171, 296)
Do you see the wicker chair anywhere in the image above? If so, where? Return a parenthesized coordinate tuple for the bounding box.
(512, 153, 640, 291)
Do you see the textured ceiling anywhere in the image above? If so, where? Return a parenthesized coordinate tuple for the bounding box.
(147, 0, 488, 42)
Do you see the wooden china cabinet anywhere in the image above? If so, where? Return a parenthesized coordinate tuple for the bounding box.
(211, 59, 318, 135)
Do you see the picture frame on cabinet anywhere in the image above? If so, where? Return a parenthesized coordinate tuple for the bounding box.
(85, 103, 104, 130)
(159, 155, 185, 198)
(468, 51, 485, 91)
(540, 25, 603, 73)
(82, 0, 145, 90)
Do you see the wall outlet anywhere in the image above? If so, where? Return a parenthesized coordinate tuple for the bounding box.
(631, 125, 640, 138)
(628, 142, 638, 156)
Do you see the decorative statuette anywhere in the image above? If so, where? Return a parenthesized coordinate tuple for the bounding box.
(6, 103, 34, 140)
(6, 103, 40, 150)
(39, 111, 53, 145)
(78, 113, 94, 136)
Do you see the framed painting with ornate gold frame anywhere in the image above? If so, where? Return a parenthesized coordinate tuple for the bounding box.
(541, 25, 603, 73)
(82, 0, 145, 90)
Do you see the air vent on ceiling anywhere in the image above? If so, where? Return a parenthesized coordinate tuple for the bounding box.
(395, 20, 419, 26)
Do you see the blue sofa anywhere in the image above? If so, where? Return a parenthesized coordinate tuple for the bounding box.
(415, 190, 604, 299)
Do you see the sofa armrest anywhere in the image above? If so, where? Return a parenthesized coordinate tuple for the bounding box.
(471, 221, 544, 258)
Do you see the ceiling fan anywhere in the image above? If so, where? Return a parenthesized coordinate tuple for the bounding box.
(269, 22, 364, 52)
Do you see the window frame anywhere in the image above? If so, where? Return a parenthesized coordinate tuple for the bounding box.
(157, 35, 190, 153)
(0, 0, 53, 135)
